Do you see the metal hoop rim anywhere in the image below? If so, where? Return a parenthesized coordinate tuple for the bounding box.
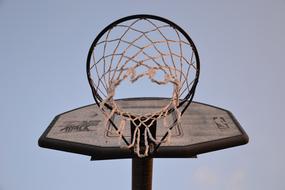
(86, 14, 200, 115)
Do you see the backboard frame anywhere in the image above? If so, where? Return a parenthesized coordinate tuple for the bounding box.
(38, 97, 248, 160)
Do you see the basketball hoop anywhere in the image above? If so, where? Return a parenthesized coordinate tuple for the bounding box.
(87, 15, 200, 157)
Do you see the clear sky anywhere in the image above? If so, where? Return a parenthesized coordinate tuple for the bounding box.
(0, 0, 284, 190)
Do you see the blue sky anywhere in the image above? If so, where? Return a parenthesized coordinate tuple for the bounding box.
(0, 0, 284, 190)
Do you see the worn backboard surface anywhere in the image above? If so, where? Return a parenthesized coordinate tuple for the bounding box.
(38, 98, 248, 160)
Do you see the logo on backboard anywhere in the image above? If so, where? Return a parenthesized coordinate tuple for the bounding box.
(59, 120, 101, 133)
(213, 117, 230, 129)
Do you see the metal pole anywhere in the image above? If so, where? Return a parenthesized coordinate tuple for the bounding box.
(132, 158, 153, 190)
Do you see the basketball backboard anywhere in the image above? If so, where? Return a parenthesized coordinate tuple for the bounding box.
(38, 97, 248, 160)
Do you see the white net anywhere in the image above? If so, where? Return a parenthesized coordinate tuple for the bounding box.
(87, 16, 199, 157)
